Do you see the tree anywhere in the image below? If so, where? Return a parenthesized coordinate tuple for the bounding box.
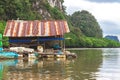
(0, 0, 17, 20)
(0, 0, 42, 20)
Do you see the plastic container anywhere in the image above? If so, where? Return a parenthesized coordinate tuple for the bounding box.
(0, 47, 3, 51)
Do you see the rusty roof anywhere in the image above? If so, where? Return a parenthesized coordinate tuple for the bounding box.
(3, 20, 70, 37)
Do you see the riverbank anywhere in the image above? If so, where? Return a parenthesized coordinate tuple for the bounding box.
(66, 47, 120, 50)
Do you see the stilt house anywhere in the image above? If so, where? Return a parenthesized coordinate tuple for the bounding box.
(3, 20, 70, 50)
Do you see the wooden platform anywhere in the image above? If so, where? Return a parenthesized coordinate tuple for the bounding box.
(37, 52, 77, 59)
(2, 48, 77, 59)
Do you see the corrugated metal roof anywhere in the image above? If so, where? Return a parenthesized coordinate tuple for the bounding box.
(3, 20, 70, 37)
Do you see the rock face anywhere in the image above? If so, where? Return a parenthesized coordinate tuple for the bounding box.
(47, 0, 63, 10)
(105, 35, 119, 42)
(32, 0, 64, 20)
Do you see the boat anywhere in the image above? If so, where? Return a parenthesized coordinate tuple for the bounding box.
(0, 51, 18, 59)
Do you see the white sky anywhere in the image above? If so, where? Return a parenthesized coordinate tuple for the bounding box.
(63, 0, 120, 40)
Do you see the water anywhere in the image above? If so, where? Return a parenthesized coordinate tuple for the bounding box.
(0, 48, 120, 80)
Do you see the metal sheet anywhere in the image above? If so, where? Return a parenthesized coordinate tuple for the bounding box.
(3, 20, 70, 37)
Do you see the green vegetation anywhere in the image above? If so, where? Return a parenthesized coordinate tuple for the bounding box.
(45, 3, 65, 20)
(0, 21, 9, 47)
(65, 33, 120, 48)
(69, 10, 102, 38)
(0, 0, 42, 20)
(0, 0, 120, 47)
(65, 10, 120, 48)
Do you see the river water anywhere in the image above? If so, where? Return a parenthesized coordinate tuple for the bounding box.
(0, 48, 120, 80)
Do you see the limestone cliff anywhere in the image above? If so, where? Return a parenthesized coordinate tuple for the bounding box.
(32, 0, 64, 20)
(105, 35, 119, 42)
(47, 0, 63, 10)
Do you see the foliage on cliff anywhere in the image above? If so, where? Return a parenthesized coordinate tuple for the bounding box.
(69, 10, 103, 38)
(0, 0, 65, 20)
(0, 0, 39, 20)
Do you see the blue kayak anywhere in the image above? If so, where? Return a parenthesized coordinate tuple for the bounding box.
(0, 51, 18, 59)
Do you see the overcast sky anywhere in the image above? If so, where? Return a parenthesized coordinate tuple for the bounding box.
(64, 0, 120, 40)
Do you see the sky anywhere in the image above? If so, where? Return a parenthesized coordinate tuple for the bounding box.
(63, 0, 120, 40)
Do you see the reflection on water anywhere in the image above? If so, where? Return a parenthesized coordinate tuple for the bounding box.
(0, 58, 75, 80)
(70, 49, 103, 80)
(96, 48, 120, 80)
(0, 48, 120, 80)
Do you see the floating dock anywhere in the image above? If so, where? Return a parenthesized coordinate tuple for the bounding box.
(36, 50, 77, 59)
(2, 48, 77, 59)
